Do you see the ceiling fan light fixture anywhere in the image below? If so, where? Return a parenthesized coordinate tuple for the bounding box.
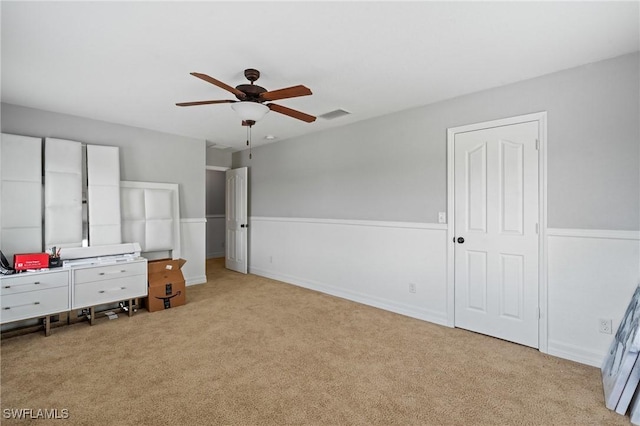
(231, 101, 269, 123)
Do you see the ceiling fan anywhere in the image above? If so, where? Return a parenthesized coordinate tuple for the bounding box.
(176, 68, 316, 126)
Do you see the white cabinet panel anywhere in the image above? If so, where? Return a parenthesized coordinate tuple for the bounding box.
(0, 269, 70, 324)
(1, 287, 69, 323)
(1, 269, 68, 295)
(73, 275, 147, 309)
(73, 260, 147, 284)
(71, 258, 148, 310)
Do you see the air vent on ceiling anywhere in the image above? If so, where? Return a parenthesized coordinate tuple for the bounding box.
(318, 108, 351, 120)
(206, 142, 230, 150)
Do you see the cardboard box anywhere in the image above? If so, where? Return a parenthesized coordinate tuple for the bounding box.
(13, 253, 50, 271)
(146, 258, 187, 312)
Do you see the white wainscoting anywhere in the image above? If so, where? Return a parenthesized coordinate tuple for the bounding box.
(248, 219, 640, 367)
(249, 217, 450, 325)
(206, 214, 225, 258)
(547, 228, 640, 367)
(180, 218, 207, 286)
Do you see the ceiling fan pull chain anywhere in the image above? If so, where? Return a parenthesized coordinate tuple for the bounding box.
(249, 125, 253, 160)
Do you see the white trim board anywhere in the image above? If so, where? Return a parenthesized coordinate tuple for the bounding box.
(181, 218, 207, 224)
(251, 216, 447, 230)
(446, 112, 549, 351)
(547, 228, 640, 240)
(206, 165, 230, 171)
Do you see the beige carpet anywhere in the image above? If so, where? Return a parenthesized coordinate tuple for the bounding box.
(0, 258, 628, 425)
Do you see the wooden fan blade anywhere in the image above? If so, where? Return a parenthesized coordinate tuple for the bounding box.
(260, 85, 312, 101)
(268, 103, 316, 123)
(176, 100, 236, 107)
(190, 72, 246, 99)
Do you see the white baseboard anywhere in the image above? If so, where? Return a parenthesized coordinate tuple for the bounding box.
(547, 340, 604, 368)
(251, 266, 450, 327)
(185, 275, 207, 286)
(207, 251, 225, 259)
(180, 219, 207, 287)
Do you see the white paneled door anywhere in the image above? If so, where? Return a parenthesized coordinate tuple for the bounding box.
(454, 121, 539, 348)
(225, 167, 248, 274)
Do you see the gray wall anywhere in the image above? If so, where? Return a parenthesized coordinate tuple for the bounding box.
(234, 52, 639, 231)
(206, 170, 226, 215)
(206, 147, 232, 168)
(1, 103, 205, 219)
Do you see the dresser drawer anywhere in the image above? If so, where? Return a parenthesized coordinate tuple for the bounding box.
(73, 275, 147, 309)
(73, 260, 147, 284)
(0, 270, 69, 296)
(1, 286, 69, 324)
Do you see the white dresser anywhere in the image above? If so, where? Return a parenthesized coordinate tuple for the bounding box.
(0, 269, 70, 335)
(72, 258, 147, 317)
(1, 257, 148, 334)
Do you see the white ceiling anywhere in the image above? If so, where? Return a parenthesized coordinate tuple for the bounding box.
(2, 1, 638, 151)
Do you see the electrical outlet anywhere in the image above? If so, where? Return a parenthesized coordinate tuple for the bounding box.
(438, 212, 446, 224)
(599, 318, 613, 334)
(409, 283, 416, 293)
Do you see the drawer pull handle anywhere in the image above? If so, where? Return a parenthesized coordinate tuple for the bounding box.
(98, 270, 127, 276)
(98, 287, 127, 294)
(3, 301, 40, 310)
(3, 281, 43, 289)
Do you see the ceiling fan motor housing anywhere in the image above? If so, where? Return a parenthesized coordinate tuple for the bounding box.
(244, 68, 260, 82)
(235, 84, 267, 102)
(235, 69, 265, 102)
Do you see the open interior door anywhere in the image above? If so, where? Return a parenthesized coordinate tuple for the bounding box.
(225, 167, 248, 273)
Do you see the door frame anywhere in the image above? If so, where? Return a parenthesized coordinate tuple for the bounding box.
(205, 166, 230, 259)
(446, 112, 548, 353)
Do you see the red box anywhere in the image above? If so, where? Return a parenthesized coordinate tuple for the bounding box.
(13, 253, 50, 271)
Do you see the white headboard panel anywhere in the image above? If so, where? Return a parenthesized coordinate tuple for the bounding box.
(120, 181, 181, 259)
(87, 144, 122, 246)
(44, 138, 83, 249)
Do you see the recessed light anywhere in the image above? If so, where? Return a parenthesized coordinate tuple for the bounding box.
(264, 135, 277, 140)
